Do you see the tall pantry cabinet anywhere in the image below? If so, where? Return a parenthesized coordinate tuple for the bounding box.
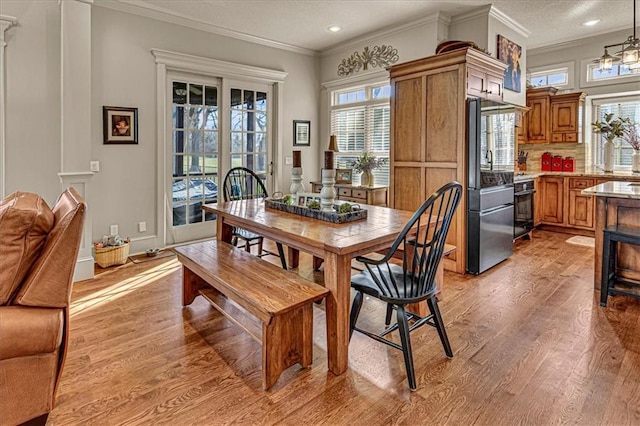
(388, 47, 507, 274)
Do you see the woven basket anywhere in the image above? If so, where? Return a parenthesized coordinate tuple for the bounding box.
(94, 243, 130, 268)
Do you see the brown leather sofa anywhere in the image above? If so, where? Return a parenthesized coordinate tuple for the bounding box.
(0, 188, 86, 425)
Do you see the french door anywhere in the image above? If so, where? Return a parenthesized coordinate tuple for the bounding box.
(167, 72, 273, 244)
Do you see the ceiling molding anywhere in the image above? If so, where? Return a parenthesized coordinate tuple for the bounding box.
(528, 28, 632, 55)
(488, 6, 530, 39)
(94, 0, 317, 56)
(449, 4, 492, 26)
(151, 49, 288, 83)
(0, 15, 18, 33)
(320, 12, 450, 57)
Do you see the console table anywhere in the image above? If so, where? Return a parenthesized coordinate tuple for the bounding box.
(310, 182, 388, 206)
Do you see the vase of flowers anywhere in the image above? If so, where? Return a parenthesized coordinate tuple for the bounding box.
(623, 123, 640, 173)
(351, 152, 388, 187)
(592, 113, 630, 172)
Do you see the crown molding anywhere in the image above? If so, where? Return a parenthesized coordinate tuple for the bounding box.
(528, 28, 635, 53)
(488, 6, 530, 39)
(93, 0, 317, 56)
(450, 5, 530, 39)
(320, 12, 450, 57)
(0, 15, 18, 34)
(151, 49, 288, 83)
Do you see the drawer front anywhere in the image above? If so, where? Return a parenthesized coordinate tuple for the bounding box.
(352, 189, 367, 199)
(551, 133, 563, 142)
(338, 188, 351, 197)
(565, 132, 577, 142)
(569, 178, 595, 189)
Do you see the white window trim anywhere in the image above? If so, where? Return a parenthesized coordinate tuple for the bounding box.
(528, 61, 574, 90)
(580, 58, 640, 88)
(584, 91, 640, 170)
(151, 49, 287, 246)
(0, 15, 18, 198)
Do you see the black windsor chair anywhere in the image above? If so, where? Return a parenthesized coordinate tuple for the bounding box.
(222, 167, 288, 270)
(349, 181, 462, 391)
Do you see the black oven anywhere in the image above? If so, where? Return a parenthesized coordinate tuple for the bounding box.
(514, 179, 535, 239)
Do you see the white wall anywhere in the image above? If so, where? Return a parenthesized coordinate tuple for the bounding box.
(3, 1, 319, 253)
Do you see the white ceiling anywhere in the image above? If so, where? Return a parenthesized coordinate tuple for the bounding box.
(108, 0, 637, 53)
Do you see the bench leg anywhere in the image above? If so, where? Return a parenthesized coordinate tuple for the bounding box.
(261, 304, 313, 390)
(183, 266, 207, 306)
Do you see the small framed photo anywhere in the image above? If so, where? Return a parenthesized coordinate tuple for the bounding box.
(336, 168, 353, 184)
(103, 106, 138, 144)
(298, 195, 306, 206)
(293, 120, 310, 146)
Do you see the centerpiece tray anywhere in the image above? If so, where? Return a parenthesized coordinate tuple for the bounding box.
(265, 198, 367, 224)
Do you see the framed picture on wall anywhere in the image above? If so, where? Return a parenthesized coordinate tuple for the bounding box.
(497, 35, 522, 93)
(293, 120, 311, 146)
(103, 106, 138, 144)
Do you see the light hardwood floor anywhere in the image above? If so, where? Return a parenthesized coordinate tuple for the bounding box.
(48, 231, 640, 425)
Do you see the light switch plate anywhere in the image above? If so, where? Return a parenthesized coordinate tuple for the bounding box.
(90, 161, 100, 172)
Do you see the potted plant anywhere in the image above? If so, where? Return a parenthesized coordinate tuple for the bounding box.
(623, 123, 640, 173)
(350, 152, 388, 187)
(592, 113, 630, 172)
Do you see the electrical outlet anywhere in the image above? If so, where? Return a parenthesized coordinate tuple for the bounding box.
(110, 224, 118, 236)
(285, 156, 293, 165)
(90, 161, 100, 172)
(138, 221, 146, 233)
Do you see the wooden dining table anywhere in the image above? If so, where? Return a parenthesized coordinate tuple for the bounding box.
(202, 199, 426, 376)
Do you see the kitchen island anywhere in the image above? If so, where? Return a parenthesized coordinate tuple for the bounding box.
(582, 181, 640, 294)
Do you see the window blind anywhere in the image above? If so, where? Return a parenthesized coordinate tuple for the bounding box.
(593, 97, 640, 168)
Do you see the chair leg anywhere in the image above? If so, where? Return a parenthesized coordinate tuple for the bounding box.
(396, 305, 416, 391)
(231, 236, 239, 247)
(244, 238, 252, 253)
(385, 303, 394, 325)
(257, 237, 264, 256)
(276, 242, 288, 270)
(349, 291, 364, 340)
(427, 296, 453, 358)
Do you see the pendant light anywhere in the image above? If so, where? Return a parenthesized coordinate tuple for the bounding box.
(597, 0, 640, 71)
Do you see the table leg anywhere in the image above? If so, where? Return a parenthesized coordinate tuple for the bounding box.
(323, 252, 351, 375)
(313, 256, 324, 271)
(217, 216, 233, 243)
(287, 247, 300, 269)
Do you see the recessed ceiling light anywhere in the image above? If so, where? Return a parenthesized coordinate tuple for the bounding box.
(327, 25, 342, 33)
(581, 19, 601, 27)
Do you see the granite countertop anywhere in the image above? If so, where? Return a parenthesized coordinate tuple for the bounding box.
(581, 181, 640, 200)
(514, 168, 640, 182)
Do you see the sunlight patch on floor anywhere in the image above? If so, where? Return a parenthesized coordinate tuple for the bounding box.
(70, 259, 181, 317)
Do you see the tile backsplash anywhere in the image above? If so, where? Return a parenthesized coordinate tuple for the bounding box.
(518, 143, 586, 172)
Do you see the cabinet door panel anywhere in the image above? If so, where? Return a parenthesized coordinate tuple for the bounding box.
(541, 177, 563, 223)
(394, 78, 423, 162)
(568, 191, 594, 228)
(393, 167, 422, 211)
(527, 97, 549, 142)
(426, 70, 459, 163)
(551, 101, 577, 132)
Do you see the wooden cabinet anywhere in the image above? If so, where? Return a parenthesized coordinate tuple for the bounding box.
(525, 87, 557, 143)
(389, 48, 507, 274)
(567, 178, 595, 228)
(467, 65, 504, 102)
(550, 92, 585, 143)
(533, 177, 542, 226)
(540, 177, 564, 223)
(515, 107, 529, 145)
(310, 182, 388, 206)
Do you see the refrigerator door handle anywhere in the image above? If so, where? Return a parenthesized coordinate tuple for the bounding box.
(479, 204, 513, 216)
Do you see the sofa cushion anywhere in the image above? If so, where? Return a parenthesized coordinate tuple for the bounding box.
(0, 306, 64, 360)
(0, 192, 54, 305)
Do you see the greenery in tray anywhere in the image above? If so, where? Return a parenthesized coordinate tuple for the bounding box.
(282, 194, 294, 205)
(338, 202, 352, 214)
(307, 200, 321, 210)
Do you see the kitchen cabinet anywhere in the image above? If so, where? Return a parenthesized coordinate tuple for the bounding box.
(525, 87, 557, 143)
(550, 92, 586, 143)
(567, 178, 595, 228)
(310, 182, 388, 206)
(515, 106, 529, 146)
(388, 47, 507, 274)
(533, 177, 542, 226)
(467, 65, 504, 102)
(540, 177, 564, 223)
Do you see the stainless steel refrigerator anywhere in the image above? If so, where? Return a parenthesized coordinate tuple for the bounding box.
(466, 98, 515, 275)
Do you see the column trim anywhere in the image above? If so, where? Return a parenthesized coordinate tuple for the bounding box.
(0, 15, 18, 198)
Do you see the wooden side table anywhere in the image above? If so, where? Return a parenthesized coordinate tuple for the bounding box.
(310, 182, 388, 206)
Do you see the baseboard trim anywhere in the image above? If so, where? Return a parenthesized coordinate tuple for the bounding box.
(74, 255, 95, 282)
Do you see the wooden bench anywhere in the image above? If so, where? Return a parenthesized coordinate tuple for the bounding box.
(174, 240, 329, 389)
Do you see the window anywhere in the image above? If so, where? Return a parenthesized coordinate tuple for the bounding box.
(230, 88, 269, 174)
(529, 62, 572, 89)
(330, 82, 390, 186)
(592, 96, 640, 169)
(480, 110, 516, 169)
(171, 80, 219, 226)
(587, 63, 638, 82)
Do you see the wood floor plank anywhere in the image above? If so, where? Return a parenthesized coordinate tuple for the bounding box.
(43, 231, 639, 425)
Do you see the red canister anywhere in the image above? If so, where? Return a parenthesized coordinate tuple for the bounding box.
(563, 157, 575, 172)
(551, 155, 563, 171)
(541, 152, 552, 171)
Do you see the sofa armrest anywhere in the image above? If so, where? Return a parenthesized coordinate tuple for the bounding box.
(0, 306, 63, 360)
